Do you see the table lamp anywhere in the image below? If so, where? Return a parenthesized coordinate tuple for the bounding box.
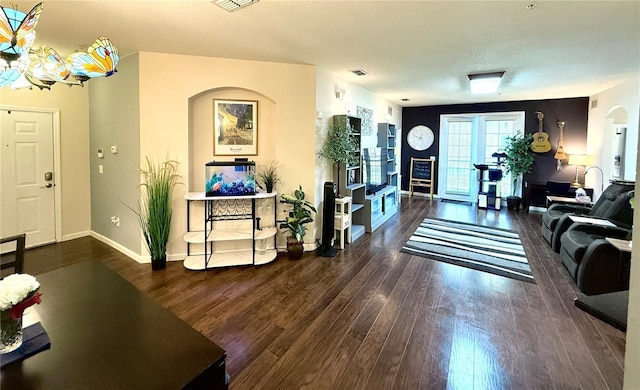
(568, 154, 589, 188)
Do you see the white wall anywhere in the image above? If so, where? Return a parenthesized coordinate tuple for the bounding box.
(135, 52, 317, 256)
(586, 75, 639, 197)
(315, 68, 402, 203)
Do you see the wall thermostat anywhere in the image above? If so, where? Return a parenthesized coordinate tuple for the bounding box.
(110, 145, 118, 154)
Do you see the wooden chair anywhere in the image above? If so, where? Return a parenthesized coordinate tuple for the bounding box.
(1, 234, 26, 275)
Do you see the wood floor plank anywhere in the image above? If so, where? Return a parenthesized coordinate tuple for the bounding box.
(18, 195, 627, 390)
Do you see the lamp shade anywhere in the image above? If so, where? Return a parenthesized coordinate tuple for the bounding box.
(568, 154, 590, 166)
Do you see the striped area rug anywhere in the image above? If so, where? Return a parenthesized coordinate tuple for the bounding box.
(401, 218, 535, 283)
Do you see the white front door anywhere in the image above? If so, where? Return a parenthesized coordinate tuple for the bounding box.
(1, 109, 56, 248)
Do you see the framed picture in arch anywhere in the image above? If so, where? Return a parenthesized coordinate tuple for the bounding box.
(213, 99, 258, 155)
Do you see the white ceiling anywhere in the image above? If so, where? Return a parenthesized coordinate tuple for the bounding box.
(12, 0, 640, 106)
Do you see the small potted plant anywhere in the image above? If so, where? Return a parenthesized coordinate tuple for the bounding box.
(504, 131, 534, 211)
(319, 123, 359, 196)
(256, 160, 284, 193)
(130, 157, 181, 270)
(277, 185, 316, 260)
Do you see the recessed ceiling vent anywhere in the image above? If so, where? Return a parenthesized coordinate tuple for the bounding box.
(212, 0, 259, 12)
(350, 69, 368, 76)
(401, 98, 410, 102)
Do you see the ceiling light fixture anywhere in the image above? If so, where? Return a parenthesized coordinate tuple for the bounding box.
(213, 0, 259, 12)
(467, 72, 505, 94)
(0, 3, 119, 90)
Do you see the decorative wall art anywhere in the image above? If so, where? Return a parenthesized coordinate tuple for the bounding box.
(213, 100, 258, 155)
(357, 106, 373, 135)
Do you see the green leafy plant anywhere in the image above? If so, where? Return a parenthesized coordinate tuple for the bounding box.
(256, 160, 284, 193)
(319, 123, 359, 193)
(504, 131, 535, 197)
(130, 157, 181, 266)
(277, 185, 317, 242)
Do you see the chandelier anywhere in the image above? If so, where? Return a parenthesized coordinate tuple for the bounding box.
(0, 2, 119, 90)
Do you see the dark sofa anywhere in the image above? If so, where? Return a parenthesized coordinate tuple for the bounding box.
(541, 181, 634, 252)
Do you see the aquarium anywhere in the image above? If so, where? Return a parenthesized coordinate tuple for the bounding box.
(205, 161, 256, 196)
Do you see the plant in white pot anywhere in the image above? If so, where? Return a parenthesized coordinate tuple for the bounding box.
(318, 123, 359, 196)
(277, 185, 316, 260)
(130, 157, 181, 270)
(504, 131, 534, 211)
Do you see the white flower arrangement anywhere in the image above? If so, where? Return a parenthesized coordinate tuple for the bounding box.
(0, 274, 40, 311)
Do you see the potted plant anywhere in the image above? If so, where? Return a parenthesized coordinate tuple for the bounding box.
(277, 185, 316, 260)
(130, 157, 181, 270)
(256, 160, 284, 193)
(318, 123, 359, 196)
(504, 131, 535, 211)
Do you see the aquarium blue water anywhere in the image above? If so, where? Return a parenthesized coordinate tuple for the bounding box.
(205, 161, 256, 196)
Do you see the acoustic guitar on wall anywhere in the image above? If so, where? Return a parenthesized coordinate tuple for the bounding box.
(554, 120, 568, 160)
(531, 111, 552, 153)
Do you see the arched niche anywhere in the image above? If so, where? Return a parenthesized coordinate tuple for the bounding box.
(605, 105, 629, 124)
(188, 87, 277, 192)
(602, 105, 629, 181)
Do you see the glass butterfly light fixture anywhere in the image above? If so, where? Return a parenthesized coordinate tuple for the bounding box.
(0, 2, 119, 90)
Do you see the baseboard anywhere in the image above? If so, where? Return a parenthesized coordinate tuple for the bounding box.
(89, 231, 145, 263)
(61, 231, 91, 241)
(400, 190, 437, 199)
(89, 231, 187, 264)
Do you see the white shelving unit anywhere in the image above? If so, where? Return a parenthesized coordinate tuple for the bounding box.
(183, 191, 277, 270)
(364, 185, 398, 232)
(334, 196, 352, 249)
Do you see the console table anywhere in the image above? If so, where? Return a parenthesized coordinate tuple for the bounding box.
(0, 260, 228, 389)
(523, 181, 593, 212)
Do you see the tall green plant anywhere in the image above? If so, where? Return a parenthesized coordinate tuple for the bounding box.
(277, 185, 317, 242)
(504, 132, 535, 196)
(131, 157, 181, 262)
(319, 124, 359, 192)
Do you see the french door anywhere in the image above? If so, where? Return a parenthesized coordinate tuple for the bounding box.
(438, 112, 525, 204)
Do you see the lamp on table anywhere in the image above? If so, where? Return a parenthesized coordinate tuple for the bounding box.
(568, 154, 590, 188)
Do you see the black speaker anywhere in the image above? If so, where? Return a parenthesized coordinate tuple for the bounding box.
(317, 182, 338, 257)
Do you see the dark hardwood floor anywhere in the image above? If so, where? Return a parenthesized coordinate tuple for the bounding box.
(14, 195, 625, 389)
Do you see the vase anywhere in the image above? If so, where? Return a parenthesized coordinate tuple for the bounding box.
(286, 237, 304, 260)
(0, 309, 23, 354)
(151, 256, 167, 270)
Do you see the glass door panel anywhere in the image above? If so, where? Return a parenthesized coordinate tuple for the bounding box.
(439, 119, 476, 202)
(438, 112, 525, 204)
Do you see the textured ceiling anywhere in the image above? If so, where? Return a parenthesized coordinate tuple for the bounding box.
(11, 0, 640, 106)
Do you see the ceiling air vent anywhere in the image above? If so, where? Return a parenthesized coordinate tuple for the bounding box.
(212, 0, 259, 12)
(401, 98, 410, 102)
(350, 69, 368, 76)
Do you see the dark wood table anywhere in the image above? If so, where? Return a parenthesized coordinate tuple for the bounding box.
(1, 260, 228, 389)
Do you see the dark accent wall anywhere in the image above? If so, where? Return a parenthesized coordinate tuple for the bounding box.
(401, 97, 589, 194)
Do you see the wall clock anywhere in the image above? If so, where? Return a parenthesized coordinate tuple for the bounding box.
(407, 125, 434, 151)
